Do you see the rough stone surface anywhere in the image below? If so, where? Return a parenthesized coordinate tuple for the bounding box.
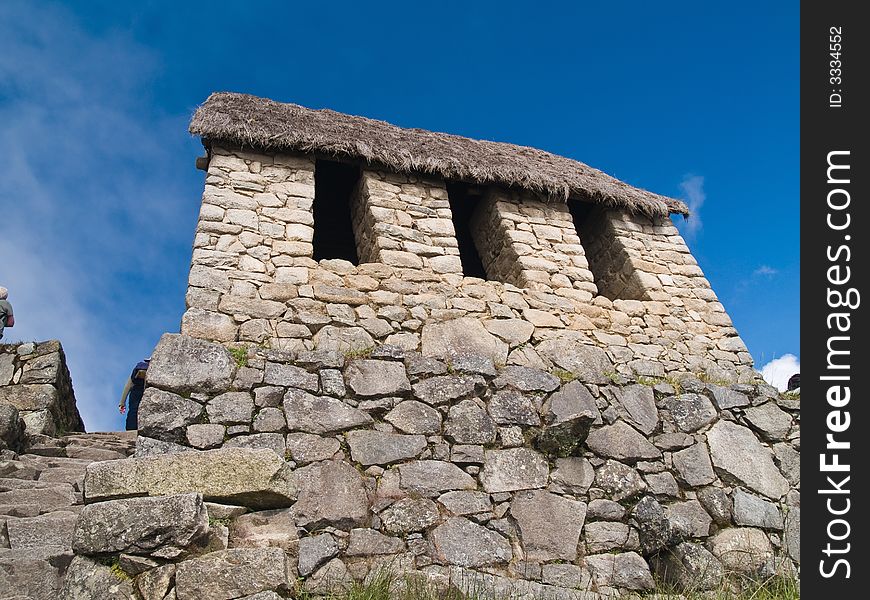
(594, 460, 647, 501)
(488, 389, 541, 427)
(480, 448, 549, 493)
(744, 402, 792, 441)
(672, 442, 716, 487)
(174, 547, 289, 600)
(147, 333, 236, 394)
(585, 421, 661, 462)
(706, 385, 750, 409)
(732, 488, 784, 530)
(586, 551, 654, 591)
(346, 528, 405, 556)
(708, 527, 774, 576)
(346, 430, 426, 465)
(549, 457, 595, 495)
(697, 487, 733, 527)
(444, 400, 497, 444)
(138, 389, 203, 442)
(399, 461, 476, 497)
(430, 517, 512, 567)
(651, 542, 725, 591)
(536, 340, 612, 384)
(536, 380, 598, 456)
(663, 394, 718, 432)
(228, 508, 299, 554)
(291, 460, 369, 529)
(384, 401, 442, 434)
(84, 448, 296, 508)
(207, 391, 255, 425)
(297, 533, 338, 577)
(62, 555, 136, 599)
(73, 493, 208, 556)
(510, 490, 586, 561)
(422, 318, 508, 365)
(285, 433, 340, 465)
(345, 360, 411, 398)
(615, 384, 658, 435)
(665, 499, 713, 539)
(379, 497, 440, 534)
(706, 420, 789, 499)
(283, 389, 372, 434)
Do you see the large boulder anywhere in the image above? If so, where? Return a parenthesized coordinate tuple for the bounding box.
(585, 421, 661, 462)
(346, 430, 426, 465)
(536, 380, 598, 456)
(398, 461, 477, 497)
(291, 460, 370, 529)
(429, 518, 512, 567)
(480, 448, 549, 493)
(84, 448, 296, 509)
(535, 336, 613, 384)
(708, 527, 775, 577)
(61, 555, 136, 599)
(510, 490, 586, 561)
(174, 548, 290, 600)
(147, 333, 236, 394)
(421, 318, 508, 365)
(345, 360, 411, 398)
(706, 421, 789, 499)
(283, 389, 372, 434)
(73, 493, 208, 557)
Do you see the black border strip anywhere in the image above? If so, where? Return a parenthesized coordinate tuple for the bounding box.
(802, 1, 868, 595)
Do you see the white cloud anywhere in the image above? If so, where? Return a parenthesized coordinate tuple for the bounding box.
(760, 354, 800, 392)
(676, 174, 705, 241)
(0, 1, 196, 431)
(753, 265, 778, 277)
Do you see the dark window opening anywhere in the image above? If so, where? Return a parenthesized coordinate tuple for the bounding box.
(567, 197, 595, 228)
(313, 159, 360, 263)
(446, 182, 488, 279)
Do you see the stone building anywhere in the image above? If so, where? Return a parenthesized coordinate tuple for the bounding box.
(182, 92, 752, 382)
(0, 94, 799, 599)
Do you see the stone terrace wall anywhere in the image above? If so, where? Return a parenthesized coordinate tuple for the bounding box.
(125, 333, 800, 597)
(182, 146, 753, 382)
(0, 341, 84, 449)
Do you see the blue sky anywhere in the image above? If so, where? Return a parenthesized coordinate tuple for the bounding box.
(1, 1, 798, 431)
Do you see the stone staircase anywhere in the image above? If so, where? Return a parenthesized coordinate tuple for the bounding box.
(0, 431, 137, 599)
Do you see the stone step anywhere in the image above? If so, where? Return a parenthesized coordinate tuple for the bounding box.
(6, 510, 78, 551)
(0, 484, 76, 516)
(63, 445, 127, 461)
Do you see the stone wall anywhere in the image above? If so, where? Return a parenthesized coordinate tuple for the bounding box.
(0, 341, 84, 449)
(181, 146, 753, 382)
(124, 333, 800, 597)
(351, 171, 462, 273)
(470, 189, 597, 297)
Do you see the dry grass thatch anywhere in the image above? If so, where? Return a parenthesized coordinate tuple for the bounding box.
(190, 92, 689, 218)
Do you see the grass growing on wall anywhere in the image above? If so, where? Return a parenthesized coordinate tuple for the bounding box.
(296, 570, 800, 600)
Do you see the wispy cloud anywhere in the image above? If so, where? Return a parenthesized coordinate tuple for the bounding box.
(0, 1, 197, 431)
(760, 354, 800, 392)
(753, 265, 778, 277)
(676, 174, 705, 241)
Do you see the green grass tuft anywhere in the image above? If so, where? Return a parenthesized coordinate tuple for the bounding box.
(344, 346, 375, 360)
(229, 345, 249, 367)
(550, 368, 577, 383)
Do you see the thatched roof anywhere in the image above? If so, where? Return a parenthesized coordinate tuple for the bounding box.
(190, 92, 689, 217)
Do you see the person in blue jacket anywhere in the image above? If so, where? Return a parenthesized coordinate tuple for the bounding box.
(119, 359, 150, 430)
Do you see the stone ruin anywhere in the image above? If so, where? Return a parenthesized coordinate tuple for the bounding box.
(0, 93, 800, 599)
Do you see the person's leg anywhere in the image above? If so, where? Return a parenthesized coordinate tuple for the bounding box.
(126, 389, 143, 430)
